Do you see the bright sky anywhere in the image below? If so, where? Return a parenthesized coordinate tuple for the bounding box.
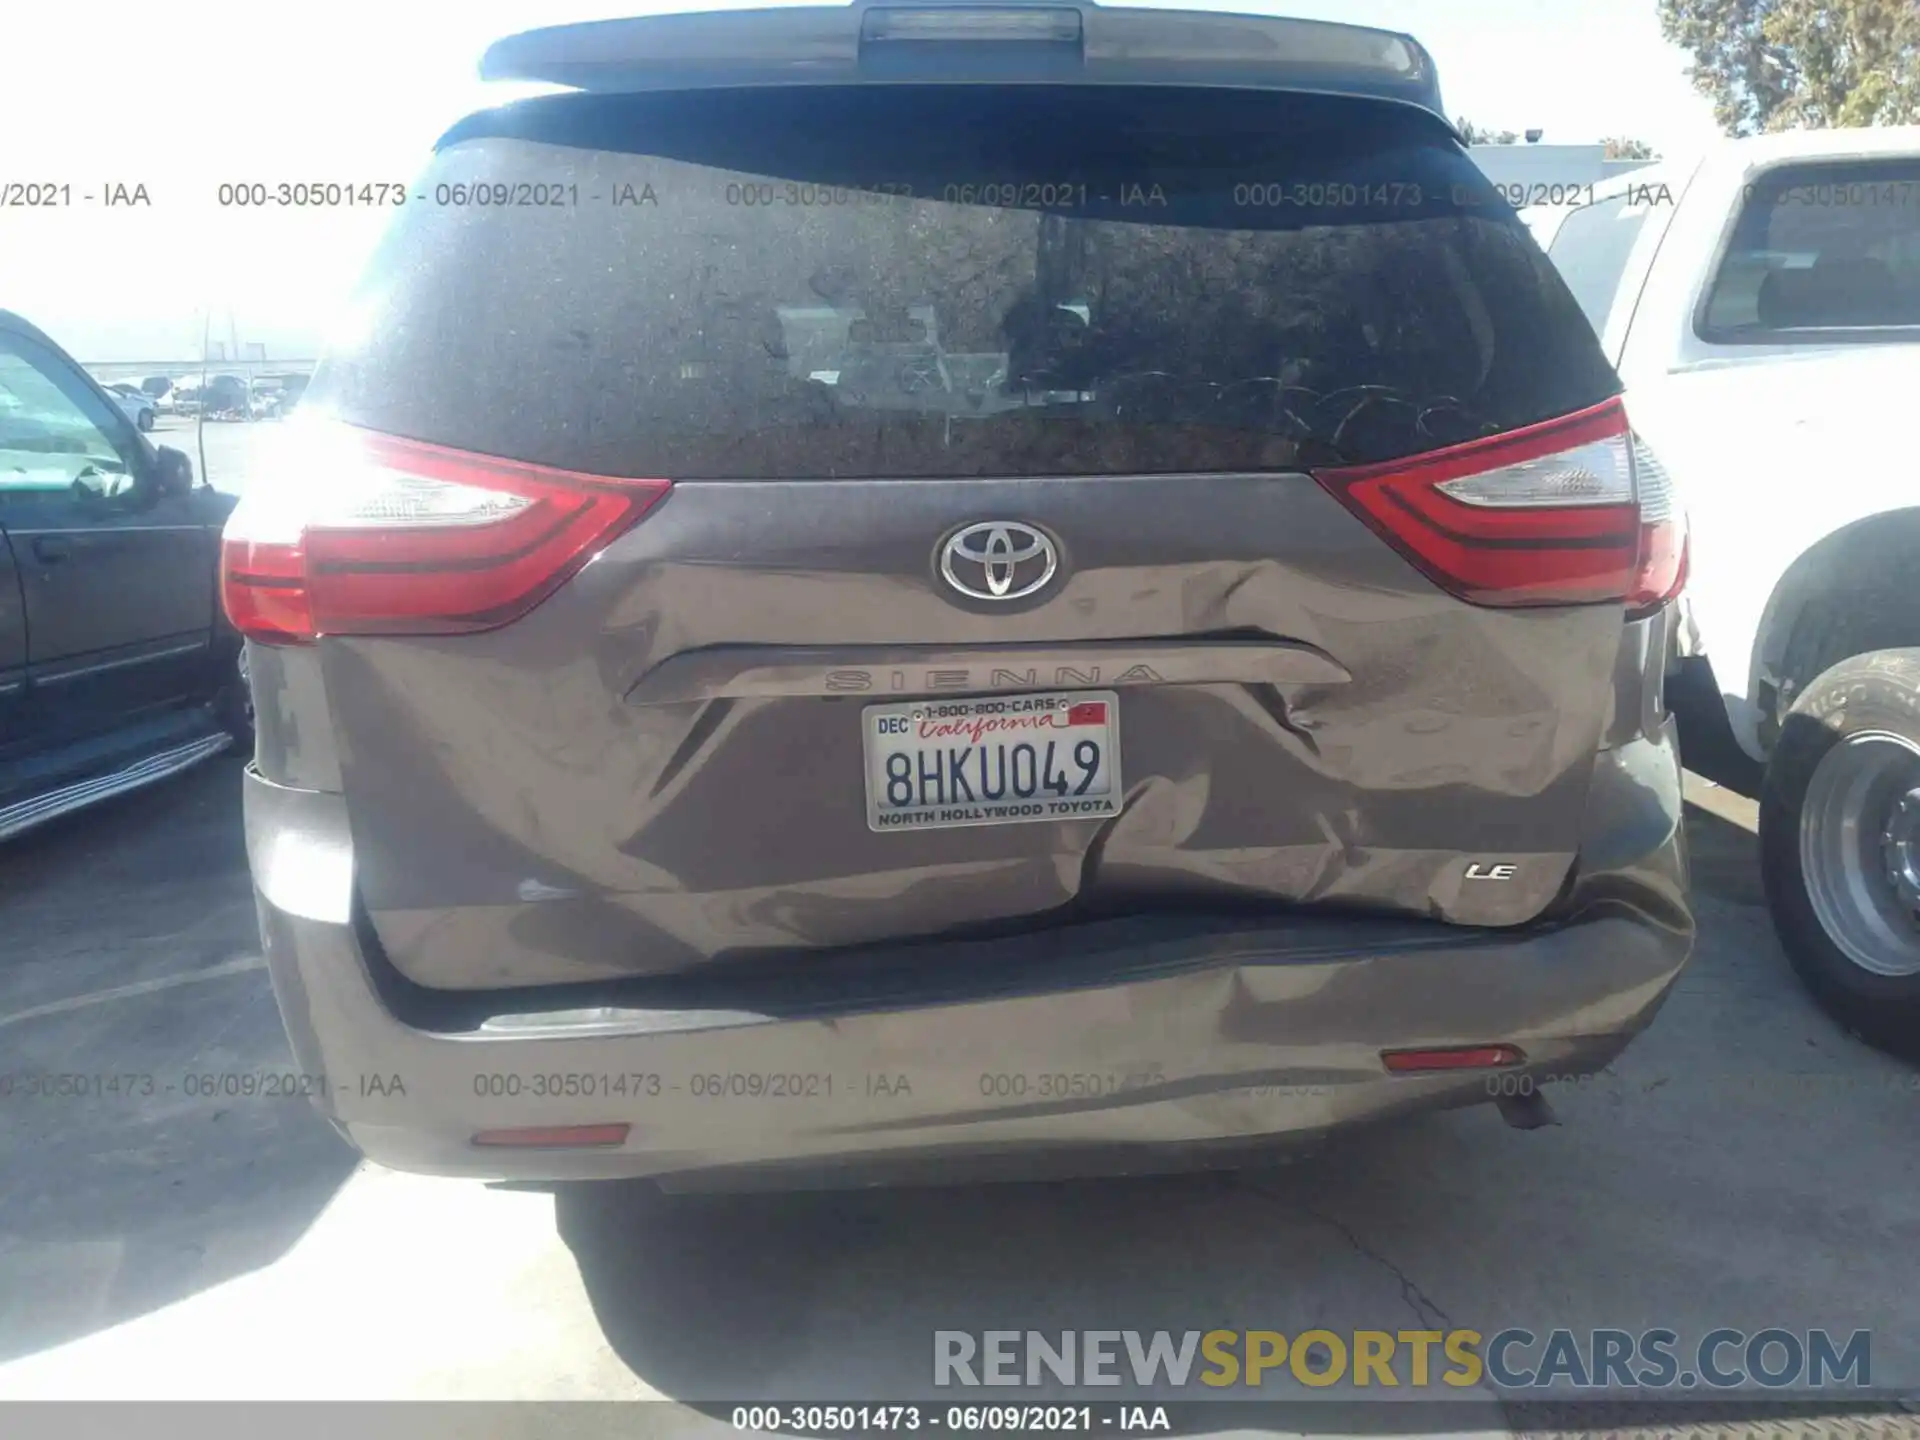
(0, 0, 1721, 360)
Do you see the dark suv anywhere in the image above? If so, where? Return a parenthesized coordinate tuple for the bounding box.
(2, 311, 246, 841)
(225, 2, 1693, 1188)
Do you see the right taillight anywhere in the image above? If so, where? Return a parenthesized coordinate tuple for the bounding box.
(220, 418, 672, 644)
(1311, 397, 1687, 609)
(1623, 430, 1688, 611)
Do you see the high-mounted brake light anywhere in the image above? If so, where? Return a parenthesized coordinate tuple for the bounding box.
(1310, 398, 1687, 609)
(861, 6, 1083, 43)
(220, 421, 671, 644)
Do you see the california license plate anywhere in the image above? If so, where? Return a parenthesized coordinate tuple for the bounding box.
(864, 691, 1122, 832)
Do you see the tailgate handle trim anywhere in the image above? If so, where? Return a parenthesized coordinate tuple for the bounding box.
(624, 641, 1349, 706)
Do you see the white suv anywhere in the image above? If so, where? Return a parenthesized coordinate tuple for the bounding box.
(1528, 126, 1920, 1057)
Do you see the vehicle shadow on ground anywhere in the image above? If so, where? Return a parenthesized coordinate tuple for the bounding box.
(552, 1131, 1530, 1434)
(1673, 669, 1764, 801)
(1684, 790, 1765, 909)
(554, 799, 1919, 1428)
(553, 1114, 1916, 1434)
(0, 762, 359, 1362)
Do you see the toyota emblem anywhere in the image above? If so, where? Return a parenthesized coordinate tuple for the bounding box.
(939, 521, 1059, 602)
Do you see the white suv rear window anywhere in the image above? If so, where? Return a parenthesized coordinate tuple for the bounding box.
(1702, 159, 1920, 341)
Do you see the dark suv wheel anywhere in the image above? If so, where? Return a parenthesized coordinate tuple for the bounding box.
(1760, 648, 1920, 1060)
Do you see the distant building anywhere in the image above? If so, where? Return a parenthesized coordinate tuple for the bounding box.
(1468, 143, 1656, 193)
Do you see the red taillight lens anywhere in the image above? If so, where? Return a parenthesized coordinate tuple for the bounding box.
(221, 530, 315, 645)
(220, 421, 672, 644)
(1623, 432, 1688, 610)
(1311, 398, 1686, 609)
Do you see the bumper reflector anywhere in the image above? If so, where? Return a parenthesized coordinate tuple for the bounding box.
(1381, 1044, 1525, 1073)
(471, 1123, 631, 1149)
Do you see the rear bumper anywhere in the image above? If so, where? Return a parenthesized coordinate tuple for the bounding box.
(244, 736, 1691, 1188)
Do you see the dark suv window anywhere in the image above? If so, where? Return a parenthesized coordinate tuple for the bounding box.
(1701, 159, 1920, 342)
(0, 330, 140, 500)
(315, 86, 1617, 478)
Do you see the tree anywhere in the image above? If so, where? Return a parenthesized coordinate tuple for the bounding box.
(1603, 137, 1658, 159)
(1659, 0, 1920, 134)
(1456, 118, 1522, 144)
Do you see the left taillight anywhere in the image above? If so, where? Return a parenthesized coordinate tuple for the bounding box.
(220, 421, 671, 644)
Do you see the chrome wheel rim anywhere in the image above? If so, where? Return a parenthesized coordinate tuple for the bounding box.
(1800, 730, 1920, 978)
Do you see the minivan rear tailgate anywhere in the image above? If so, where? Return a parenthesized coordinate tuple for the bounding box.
(323, 471, 1624, 990)
(292, 81, 1632, 991)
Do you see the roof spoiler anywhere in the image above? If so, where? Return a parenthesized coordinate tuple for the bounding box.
(478, 2, 1447, 125)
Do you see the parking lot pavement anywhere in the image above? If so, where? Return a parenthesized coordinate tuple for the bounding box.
(0, 763, 1916, 1434)
(0, 760, 354, 1364)
(149, 413, 277, 496)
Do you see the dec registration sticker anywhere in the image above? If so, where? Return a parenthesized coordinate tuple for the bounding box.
(863, 691, 1122, 833)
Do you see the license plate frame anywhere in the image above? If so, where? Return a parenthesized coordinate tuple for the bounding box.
(862, 690, 1123, 833)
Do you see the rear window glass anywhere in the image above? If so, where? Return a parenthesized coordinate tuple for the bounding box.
(314, 86, 1617, 478)
(1701, 159, 1920, 342)
(1547, 195, 1653, 334)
